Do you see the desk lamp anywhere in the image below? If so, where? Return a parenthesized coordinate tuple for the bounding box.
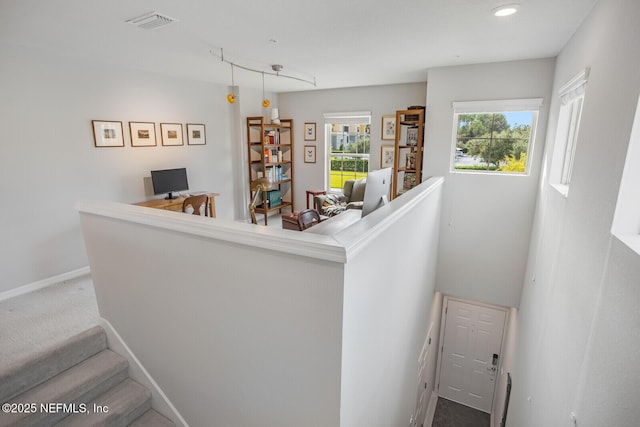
(249, 177, 273, 224)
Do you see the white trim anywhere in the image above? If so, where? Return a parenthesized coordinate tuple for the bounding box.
(550, 183, 570, 198)
(77, 177, 444, 266)
(425, 391, 438, 426)
(323, 111, 371, 124)
(76, 201, 349, 263)
(0, 266, 90, 302)
(611, 91, 640, 255)
(452, 98, 543, 113)
(100, 318, 189, 427)
(559, 68, 590, 105)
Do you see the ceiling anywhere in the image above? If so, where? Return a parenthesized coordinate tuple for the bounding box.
(0, 0, 598, 93)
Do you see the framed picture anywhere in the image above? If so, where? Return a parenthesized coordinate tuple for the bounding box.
(92, 120, 124, 147)
(187, 123, 206, 145)
(304, 122, 316, 141)
(160, 123, 184, 146)
(381, 115, 396, 140)
(381, 145, 395, 168)
(129, 122, 157, 147)
(304, 145, 316, 163)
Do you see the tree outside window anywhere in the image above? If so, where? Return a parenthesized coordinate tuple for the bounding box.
(454, 111, 535, 173)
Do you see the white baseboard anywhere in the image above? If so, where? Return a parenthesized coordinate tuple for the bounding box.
(424, 391, 438, 427)
(99, 318, 189, 427)
(0, 266, 91, 302)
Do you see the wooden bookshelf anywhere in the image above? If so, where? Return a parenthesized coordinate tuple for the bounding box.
(392, 108, 425, 199)
(246, 117, 294, 225)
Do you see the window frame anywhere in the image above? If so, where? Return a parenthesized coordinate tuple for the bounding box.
(450, 98, 542, 176)
(550, 68, 589, 197)
(612, 91, 640, 255)
(323, 112, 371, 192)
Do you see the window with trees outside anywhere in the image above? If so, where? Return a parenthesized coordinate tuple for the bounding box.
(324, 113, 371, 191)
(452, 99, 542, 174)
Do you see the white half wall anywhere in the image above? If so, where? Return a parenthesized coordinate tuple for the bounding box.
(340, 179, 442, 426)
(424, 58, 555, 308)
(77, 177, 444, 427)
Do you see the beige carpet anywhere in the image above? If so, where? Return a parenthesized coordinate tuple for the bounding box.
(0, 275, 100, 367)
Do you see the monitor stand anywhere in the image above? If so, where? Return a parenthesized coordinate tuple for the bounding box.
(165, 192, 178, 200)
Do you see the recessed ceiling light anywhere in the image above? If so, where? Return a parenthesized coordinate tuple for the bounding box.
(493, 4, 519, 17)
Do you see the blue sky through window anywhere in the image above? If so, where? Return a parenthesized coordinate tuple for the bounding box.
(504, 111, 534, 127)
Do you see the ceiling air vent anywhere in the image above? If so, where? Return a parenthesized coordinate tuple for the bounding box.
(126, 12, 175, 30)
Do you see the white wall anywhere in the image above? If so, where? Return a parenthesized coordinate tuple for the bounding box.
(0, 42, 255, 292)
(340, 180, 442, 426)
(424, 59, 555, 308)
(510, 0, 640, 425)
(78, 177, 444, 427)
(79, 207, 345, 427)
(278, 83, 427, 211)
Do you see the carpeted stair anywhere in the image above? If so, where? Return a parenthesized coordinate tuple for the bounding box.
(0, 325, 174, 427)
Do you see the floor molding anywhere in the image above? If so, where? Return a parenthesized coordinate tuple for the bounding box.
(0, 266, 90, 302)
(100, 318, 188, 427)
(424, 391, 438, 426)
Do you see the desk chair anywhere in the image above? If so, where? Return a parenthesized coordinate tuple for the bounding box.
(297, 208, 321, 230)
(182, 194, 209, 216)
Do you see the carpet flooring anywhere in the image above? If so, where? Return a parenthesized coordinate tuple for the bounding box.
(432, 397, 490, 427)
(0, 275, 100, 367)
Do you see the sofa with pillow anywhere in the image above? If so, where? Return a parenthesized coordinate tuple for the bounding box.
(313, 178, 366, 217)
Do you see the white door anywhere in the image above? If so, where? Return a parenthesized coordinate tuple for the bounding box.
(438, 299, 506, 413)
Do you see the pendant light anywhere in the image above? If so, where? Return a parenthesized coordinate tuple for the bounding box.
(261, 72, 271, 108)
(227, 63, 237, 104)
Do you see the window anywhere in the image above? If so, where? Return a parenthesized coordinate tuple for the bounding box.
(452, 99, 542, 174)
(612, 91, 640, 255)
(550, 68, 589, 196)
(323, 112, 371, 191)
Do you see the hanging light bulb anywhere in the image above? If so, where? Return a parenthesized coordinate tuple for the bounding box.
(227, 63, 236, 104)
(261, 72, 270, 108)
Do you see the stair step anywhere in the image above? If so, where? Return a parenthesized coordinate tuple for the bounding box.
(0, 349, 129, 426)
(0, 325, 107, 403)
(130, 409, 176, 427)
(57, 379, 152, 426)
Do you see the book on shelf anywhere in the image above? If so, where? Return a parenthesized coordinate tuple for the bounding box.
(264, 166, 283, 183)
(264, 147, 283, 163)
(263, 130, 279, 145)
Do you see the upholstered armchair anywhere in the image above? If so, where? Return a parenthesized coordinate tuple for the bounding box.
(313, 179, 366, 217)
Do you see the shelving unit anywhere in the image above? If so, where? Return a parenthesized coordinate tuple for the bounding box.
(392, 108, 425, 199)
(246, 116, 294, 225)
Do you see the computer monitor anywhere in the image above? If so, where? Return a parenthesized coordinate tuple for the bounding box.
(150, 168, 189, 200)
(361, 167, 392, 217)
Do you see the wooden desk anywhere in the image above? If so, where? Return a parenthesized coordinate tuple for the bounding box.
(134, 193, 219, 218)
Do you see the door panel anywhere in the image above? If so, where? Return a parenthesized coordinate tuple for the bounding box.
(438, 299, 506, 413)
